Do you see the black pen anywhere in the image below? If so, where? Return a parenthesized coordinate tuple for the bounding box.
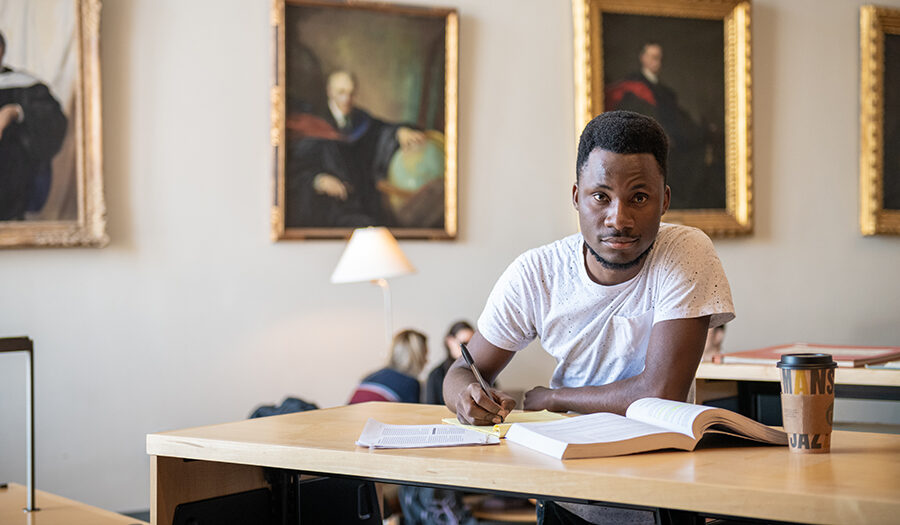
(459, 342, 491, 396)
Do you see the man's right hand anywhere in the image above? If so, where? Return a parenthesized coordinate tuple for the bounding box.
(443, 332, 517, 425)
(453, 383, 516, 426)
(313, 173, 349, 200)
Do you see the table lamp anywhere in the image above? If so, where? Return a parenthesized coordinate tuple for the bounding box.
(0, 336, 37, 512)
(331, 227, 416, 349)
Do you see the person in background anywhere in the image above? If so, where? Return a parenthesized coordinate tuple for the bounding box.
(348, 328, 474, 525)
(424, 320, 474, 405)
(701, 324, 726, 362)
(349, 329, 428, 404)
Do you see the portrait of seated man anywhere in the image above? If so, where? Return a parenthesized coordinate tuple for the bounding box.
(284, 70, 444, 229)
(0, 30, 68, 221)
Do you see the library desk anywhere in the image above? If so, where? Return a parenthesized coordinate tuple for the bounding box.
(695, 362, 900, 422)
(147, 402, 900, 525)
(0, 483, 147, 525)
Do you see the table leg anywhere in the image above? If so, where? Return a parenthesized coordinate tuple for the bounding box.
(150, 455, 267, 525)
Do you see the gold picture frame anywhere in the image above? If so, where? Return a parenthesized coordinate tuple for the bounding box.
(572, 0, 752, 236)
(271, 0, 459, 240)
(0, 0, 107, 248)
(860, 5, 900, 235)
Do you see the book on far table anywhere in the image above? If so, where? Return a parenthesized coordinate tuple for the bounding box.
(865, 360, 900, 370)
(504, 397, 787, 460)
(711, 343, 900, 368)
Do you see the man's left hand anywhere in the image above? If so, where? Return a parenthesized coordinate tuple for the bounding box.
(523, 386, 557, 411)
(396, 127, 426, 150)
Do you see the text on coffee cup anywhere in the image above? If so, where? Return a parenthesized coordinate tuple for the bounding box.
(781, 368, 834, 395)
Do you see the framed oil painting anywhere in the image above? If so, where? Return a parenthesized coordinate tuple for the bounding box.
(0, 0, 107, 248)
(860, 5, 900, 235)
(271, 0, 458, 240)
(572, 0, 752, 236)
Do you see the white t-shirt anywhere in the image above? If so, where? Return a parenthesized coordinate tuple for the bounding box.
(478, 223, 734, 389)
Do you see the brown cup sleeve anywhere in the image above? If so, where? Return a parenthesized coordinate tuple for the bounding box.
(781, 393, 834, 435)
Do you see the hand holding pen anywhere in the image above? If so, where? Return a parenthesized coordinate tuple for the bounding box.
(459, 342, 515, 424)
(459, 342, 491, 396)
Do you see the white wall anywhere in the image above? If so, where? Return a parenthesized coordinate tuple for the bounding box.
(1, 0, 898, 513)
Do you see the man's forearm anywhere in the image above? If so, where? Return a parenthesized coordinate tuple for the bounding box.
(533, 372, 690, 415)
(535, 316, 711, 415)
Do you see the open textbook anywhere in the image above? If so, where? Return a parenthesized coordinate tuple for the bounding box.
(441, 409, 570, 437)
(504, 398, 787, 459)
(356, 419, 500, 449)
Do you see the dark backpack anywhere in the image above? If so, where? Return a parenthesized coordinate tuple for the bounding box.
(398, 486, 477, 525)
(249, 397, 318, 419)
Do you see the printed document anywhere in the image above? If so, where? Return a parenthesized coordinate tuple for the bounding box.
(356, 418, 500, 449)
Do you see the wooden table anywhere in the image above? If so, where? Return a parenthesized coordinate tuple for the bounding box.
(695, 362, 900, 422)
(147, 402, 900, 525)
(0, 483, 147, 525)
(696, 361, 900, 389)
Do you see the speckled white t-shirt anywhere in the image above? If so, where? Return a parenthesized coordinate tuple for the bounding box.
(478, 223, 735, 389)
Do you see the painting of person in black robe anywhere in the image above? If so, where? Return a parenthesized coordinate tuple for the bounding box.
(605, 42, 725, 209)
(285, 70, 429, 228)
(883, 33, 900, 212)
(0, 30, 67, 221)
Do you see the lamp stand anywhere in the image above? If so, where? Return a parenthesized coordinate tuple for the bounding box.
(0, 337, 38, 513)
(373, 278, 393, 352)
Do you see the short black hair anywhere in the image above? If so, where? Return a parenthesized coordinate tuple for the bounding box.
(0, 31, 5, 54)
(575, 110, 669, 182)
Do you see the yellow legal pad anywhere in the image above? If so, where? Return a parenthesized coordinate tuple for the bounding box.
(441, 409, 570, 437)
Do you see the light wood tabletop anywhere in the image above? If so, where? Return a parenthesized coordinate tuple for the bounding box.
(696, 361, 900, 387)
(147, 402, 900, 525)
(0, 483, 147, 525)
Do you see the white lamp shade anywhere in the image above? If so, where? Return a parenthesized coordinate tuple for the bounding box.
(331, 227, 416, 283)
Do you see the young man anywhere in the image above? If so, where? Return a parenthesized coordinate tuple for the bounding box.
(443, 111, 734, 523)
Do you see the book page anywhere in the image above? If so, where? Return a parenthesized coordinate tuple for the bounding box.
(441, 410, 570, 437)
(511, 412, 673, 444)
(702, 412, 788, 444)
(625, 398, 714, 438)
(356, 418, 500, 449)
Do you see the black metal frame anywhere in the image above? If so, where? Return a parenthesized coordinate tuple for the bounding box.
(0, 336, 37, 513)
(266, 469, 806, 525)
(728, 380, 900, 426)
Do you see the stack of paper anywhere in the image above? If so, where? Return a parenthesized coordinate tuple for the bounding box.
(356, 419, 500, 449)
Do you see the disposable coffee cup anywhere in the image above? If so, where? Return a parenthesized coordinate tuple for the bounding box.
(777, 353, 837, 454)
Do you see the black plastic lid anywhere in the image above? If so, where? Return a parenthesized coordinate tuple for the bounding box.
(776, 353, 837, 369)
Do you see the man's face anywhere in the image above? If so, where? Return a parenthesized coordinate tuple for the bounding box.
(573, 149, 669, 283)
(640, 44, 662, 75)
(327, 73, 355, 116)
